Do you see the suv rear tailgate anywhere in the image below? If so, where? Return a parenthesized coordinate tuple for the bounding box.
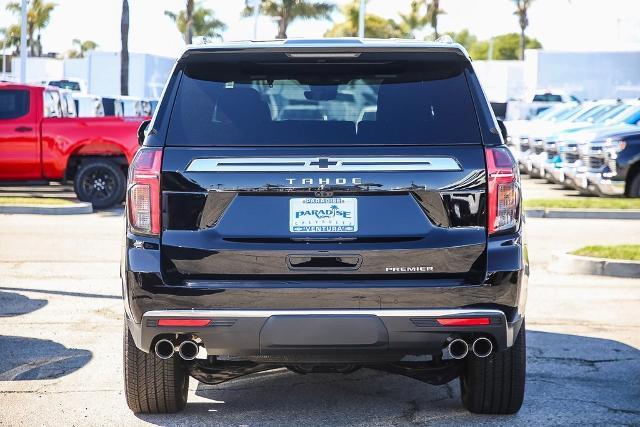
(160, 145, 487, 284)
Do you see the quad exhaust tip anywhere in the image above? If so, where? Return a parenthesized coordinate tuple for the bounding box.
(447, 338, 469, 359)
(154, 339, 175, 359)
(472, 337, 493, 358)
(178, 340, 199, 361)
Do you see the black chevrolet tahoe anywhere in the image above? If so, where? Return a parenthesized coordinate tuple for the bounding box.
(122, 38, 528, 415)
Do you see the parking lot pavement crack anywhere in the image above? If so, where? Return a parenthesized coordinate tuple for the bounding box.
(0, 388, 121, 394)
(0, 356, 80, 381)
(528, 377, 564, 386)
(555, 397, 640, 416)
(528, 355, 638, 369)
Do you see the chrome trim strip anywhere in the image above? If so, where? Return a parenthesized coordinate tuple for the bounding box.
(186, 157, 462, 172)
(143, 308, 504, 319)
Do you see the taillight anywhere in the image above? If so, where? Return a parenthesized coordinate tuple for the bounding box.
(486, 146, 519, 235)
(127, 148, 162, 235)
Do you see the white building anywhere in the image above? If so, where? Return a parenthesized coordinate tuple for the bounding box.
(11, 51, 175, 99)
(474, 49, 640, 102)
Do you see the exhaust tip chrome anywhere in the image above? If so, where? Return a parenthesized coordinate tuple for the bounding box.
(178, 340, 199, 361)
(472, 337, 493, 358)
(447, 338, 469, 360)
(154, 339, 175, 359)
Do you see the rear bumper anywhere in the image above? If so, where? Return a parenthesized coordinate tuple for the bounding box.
(128, 308, 523, 362)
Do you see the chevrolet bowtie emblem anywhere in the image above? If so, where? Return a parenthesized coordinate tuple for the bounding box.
(309, 158, 338, 169)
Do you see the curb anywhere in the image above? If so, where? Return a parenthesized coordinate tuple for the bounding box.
(0, 202, 93, 215)
(525, 208, 640, 220)
(550, 252, 640, 278)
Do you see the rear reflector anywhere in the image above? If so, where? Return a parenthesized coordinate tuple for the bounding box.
(157, 319, 211, 327)
(436, 317, 490, 326)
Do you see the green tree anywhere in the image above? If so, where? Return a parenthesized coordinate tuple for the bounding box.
(6, 0, 57, 56)
(325, 0, 409, 39)
(121, 0, 129, 96)
(468, 40, 489, 60)
(444, 28, 477, 52)
(0, 24, 22, 55)
(243, 0, 335, 39)
(425, 0, 445, 39)
(469, 33, 541, 60)
(513, 0, 534, 60)
(166, 1, 226, 43)
(66, 39, 98, 58)
(398, 1, 428, 37)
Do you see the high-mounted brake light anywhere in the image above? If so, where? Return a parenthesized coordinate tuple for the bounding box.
(486, 146, 519, 235)
(127, 148, 162, 235)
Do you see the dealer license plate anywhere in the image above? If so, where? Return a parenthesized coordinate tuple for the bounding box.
(289, 198, 358, 233)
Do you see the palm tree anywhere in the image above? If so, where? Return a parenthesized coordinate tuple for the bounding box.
(513, 0, 534, 60)
(67, 39, 98, 58)
(6, 0, 57, 56)
(325, 0, 408, 39)
(398, 1, 428, 37)
(425, 0, 445, 40)
(0, 24, 22, 55)
(243, 0, 335, 39)
(121, 0, 129, 96)
(165, 1, 226, 43)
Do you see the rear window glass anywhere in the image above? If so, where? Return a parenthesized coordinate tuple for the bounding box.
(48, 80, 81, 91)
(0, 89, 30, 119)
(533, 94, 563, 102)
(166, 57, 481, 146)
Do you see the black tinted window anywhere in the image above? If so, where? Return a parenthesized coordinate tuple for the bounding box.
(533, 94, 562, 102)
(0, 90, 30, 119)
(166, 57, 480, 146)
(48, 80, 81, 91)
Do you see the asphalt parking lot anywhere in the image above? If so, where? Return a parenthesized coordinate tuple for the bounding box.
(0, 207, 639, 425)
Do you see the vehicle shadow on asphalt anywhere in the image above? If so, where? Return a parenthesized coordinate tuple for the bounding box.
(0, 286, 120, 301)
(136, 330, 640, 425)
(0, 291, 47, 317)
(95, 206, 124, 217)
(0, 336, 92, 381)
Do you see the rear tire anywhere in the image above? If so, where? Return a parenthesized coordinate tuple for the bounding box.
(73, 159, 126, 209)
(123, 323, 189, 414)
(459, 321, 526, 414)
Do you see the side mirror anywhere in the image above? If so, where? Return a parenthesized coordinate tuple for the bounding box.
(497, 119, 508, 142)
(137, 119, 151, 146)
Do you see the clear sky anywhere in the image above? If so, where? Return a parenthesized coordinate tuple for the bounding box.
(1, 0, 639, 59)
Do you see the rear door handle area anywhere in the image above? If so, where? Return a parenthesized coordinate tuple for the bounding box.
(14, 126, 33, 132)
(287, 254, 362, 271)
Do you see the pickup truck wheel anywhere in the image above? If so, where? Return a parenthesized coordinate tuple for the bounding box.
(629, 173, 640, 197)
(74, 159, 126, 209)
(459, 321, 526, 414)
(123, 323, 189, 414)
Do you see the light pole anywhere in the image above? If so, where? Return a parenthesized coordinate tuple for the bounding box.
(358, 0, 365, 38)
(252, 0, 260, 40)
(20, 0, 27, 83)
(1, 40, 6, 81)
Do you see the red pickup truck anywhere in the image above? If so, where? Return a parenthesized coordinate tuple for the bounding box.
(0, 83, 145, 208)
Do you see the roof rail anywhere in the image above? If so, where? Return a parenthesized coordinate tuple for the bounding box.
(435, 35, 454, 44)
